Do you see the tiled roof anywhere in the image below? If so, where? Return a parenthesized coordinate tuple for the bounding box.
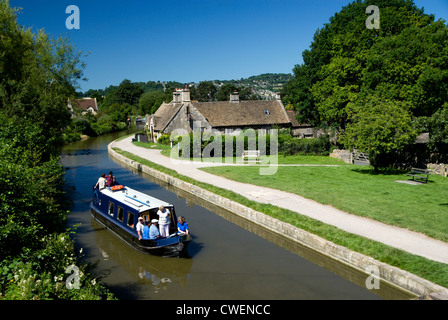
(191, 100, 290, 128)
(152, 102, 182, 131)
(74, 98, 98, 111)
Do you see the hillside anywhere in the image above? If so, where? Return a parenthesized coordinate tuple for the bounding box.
(211, 73, 293, 100)
(82, 73, 293, 100)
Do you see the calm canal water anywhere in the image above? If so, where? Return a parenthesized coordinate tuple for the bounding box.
(61, 130, 414, 300)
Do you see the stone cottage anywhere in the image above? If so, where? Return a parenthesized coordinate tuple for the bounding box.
(146, 87, 299, 142)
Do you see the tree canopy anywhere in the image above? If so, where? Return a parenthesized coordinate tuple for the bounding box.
(281, 0, 448, 167)
(281, 0, 445, 124)
(0, 0, 114, 299)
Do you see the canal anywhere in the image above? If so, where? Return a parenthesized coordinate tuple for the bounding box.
(61, 130, 414, 300)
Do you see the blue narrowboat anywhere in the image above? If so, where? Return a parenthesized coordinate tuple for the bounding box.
(90, 185, 191, 257)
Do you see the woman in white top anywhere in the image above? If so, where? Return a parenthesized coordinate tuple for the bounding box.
(157, 205, 171, 237)
(94, 173, 107, 190)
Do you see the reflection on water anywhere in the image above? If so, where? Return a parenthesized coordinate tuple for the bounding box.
(92, 219, 193, 295)
(62, 129, 415, 300)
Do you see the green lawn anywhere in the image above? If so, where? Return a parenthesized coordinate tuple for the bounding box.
(201, 163, 448, 242)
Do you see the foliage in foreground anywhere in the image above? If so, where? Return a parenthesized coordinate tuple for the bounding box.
(0, 233, 115, 300)
(0, 0, 114, 300)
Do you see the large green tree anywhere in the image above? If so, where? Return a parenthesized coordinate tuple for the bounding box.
(0, 0, 83, 256)
(138, 90, 171, 115)
(340, 97, 418, 171)
(191, 81, 218, 102)
(0, 1, 85, 158)
(102, 79, 143, 107)
(362, 21, 448, 117)
(282, 0, 439, 129)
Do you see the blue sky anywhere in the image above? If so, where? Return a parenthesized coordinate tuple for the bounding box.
(10, 0, 448, 92)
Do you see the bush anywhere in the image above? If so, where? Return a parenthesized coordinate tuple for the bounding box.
(279, 135, 331, 156)
(0, 233, 115, 300)
(157, 134, 171, 145)
(171, 131, 331, 158)
(173, 131, 278, 158)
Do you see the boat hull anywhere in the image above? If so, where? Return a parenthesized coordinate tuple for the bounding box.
(90, 205, 190, 257)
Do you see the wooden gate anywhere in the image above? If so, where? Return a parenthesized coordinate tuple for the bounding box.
(352, 150, 370, 165)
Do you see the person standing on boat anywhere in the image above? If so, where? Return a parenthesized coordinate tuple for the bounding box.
(149, 219, 161, 240)
(157, 205, 171, 237)
(94, 173, 107, 190)
(105, 171, 114, 187)
(136, 216, 145, 240)
(110, 176, 119, 186)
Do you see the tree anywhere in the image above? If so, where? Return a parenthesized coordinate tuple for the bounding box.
(282, 0, 438, 129)
(138, 91, 171, 115)
(340, 97, 417, 171)
(102, 79, 143, 107)
(215, 83, 257, 101)
(362, 21, 448, 117)
(192, 81, 218, 102)
(424, 103, 448, 152)
(281, 63, 319, 126)
(0, 0, 85, 159)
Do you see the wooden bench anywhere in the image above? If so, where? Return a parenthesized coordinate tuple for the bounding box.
(242, 150, 260, 163)
(406, 167, 430, 183)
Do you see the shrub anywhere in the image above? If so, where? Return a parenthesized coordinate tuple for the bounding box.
(0, 233, 115, 300)
(157, 134, 171, 145)
(279, 135, 331, 156)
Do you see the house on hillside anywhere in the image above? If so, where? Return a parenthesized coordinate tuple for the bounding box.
(146, 87, 299, 142)
(67, 98, 99, 117)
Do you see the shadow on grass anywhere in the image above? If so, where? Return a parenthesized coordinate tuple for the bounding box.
(350, 167, 407, 176)
(349, 167, 438, 185)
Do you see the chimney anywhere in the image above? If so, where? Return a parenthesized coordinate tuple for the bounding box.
(182, 86, 191, 103)
(173, 89, 181, 103)
(230, 90, 240, 103)
(276, 92, 281, 101)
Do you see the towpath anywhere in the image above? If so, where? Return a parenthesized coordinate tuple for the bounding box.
(111, 136, 448, 264)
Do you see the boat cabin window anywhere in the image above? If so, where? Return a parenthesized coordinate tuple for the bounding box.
(127, 212, 135, 228)
(108, 202, 114, 217)
(117, 206, 124, 222)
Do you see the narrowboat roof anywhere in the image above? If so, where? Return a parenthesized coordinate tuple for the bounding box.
(100, 186, 173, 213)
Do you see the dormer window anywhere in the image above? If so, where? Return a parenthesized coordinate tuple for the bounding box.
(264, 110, 270, 115)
